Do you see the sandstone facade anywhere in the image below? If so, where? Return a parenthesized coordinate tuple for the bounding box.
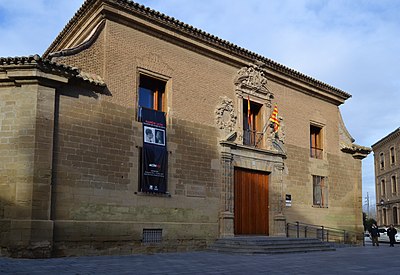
(0, 0, 370, 257)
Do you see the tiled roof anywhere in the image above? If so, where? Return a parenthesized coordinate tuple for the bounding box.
(0, 54, 106, 87)
(44, 0, 351, 100)
(0, 54, 79, 75)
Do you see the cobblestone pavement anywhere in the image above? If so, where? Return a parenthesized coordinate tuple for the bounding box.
(0, 242, 398, 274)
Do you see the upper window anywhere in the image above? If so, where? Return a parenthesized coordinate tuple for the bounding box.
(391, 175, 397, 194)
(313, 175, 328, 208)
(380, 152, 385, 169)
(138, 74, 166, 114)
(310, 125, 323, 159)
(382, 208, 387, 225)
(243, 98, 262, 147)
(393, 207, 398, 225)
(381, 179, 386, 196)
(390, 147, 396, 165)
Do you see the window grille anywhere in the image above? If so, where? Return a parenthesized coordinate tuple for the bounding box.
(142, 229, 162, 244)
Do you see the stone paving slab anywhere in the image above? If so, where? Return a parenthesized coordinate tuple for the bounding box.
(0, 242, 398, 274)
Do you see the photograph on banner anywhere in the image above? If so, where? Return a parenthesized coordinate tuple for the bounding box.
(144, 125, 165, 146)
(155, 129, 165, 146)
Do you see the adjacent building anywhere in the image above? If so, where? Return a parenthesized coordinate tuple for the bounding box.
(372, 128, 400, 226)
(0, 0, 370, 258)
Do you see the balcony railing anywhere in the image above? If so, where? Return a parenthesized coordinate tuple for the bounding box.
(243, 129, 263, 147)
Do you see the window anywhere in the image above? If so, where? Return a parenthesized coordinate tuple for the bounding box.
(313, 175, 328, 208)
(381, 179, 386, 196)
(391, 175, 397, 194)
(380, 153, 385, 169)
(243, 98, 262, 146)
(138, 74, 166, 117)
(383, 208, 387, 225)
(390, 147, 396, 165)
(310, 125, 323, 159)
(393, 207, 398, 225)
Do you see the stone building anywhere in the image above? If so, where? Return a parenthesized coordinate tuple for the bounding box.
(0, 0, 370, 258)
(372, 128, 400, 226)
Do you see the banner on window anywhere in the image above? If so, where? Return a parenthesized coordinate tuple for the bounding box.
(140, 108, 167, 193)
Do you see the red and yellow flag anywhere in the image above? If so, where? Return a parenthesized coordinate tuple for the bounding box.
(269, 104, 279, 132)
(247, 95, 252, 129)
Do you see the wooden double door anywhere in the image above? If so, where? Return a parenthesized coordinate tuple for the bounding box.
(234, 168, 269, 235)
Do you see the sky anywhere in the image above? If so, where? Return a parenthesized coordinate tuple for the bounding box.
(1, 0, 400, 212)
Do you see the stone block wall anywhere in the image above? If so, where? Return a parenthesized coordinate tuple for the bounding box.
(50, 87, 220, 256)
(284, 143, 363, 231)
(0, 81, 55, 258)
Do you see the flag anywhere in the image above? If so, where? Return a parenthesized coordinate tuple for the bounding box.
(247, 95, 252, 129)
(269, 104, 279, 132)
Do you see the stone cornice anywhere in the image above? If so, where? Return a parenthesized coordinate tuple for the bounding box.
(340, 142, 371, 160)
(371, 128, 400, 149)
(220, 140, 287, 159)
(44, 0, 351, 104)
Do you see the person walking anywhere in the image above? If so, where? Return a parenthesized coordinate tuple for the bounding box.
(370, 223, 380, 246)
(387, 224, 397, 247)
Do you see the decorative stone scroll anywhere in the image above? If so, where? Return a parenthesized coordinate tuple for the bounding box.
(215, 96, 237, 133)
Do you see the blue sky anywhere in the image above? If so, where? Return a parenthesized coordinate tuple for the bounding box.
(2, 0, 400, 211)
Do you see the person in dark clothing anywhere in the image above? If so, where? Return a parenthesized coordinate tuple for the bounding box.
(387, 224, 397, 247)
(370, 223, 380, 246)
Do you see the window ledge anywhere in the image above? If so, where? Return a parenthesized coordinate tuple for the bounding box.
(312, 205, 328, 208)
(134, 191, 171, 198)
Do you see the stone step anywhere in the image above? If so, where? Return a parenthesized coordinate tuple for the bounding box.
(207, 237, 335, 254)
(208, 246, 335, 255)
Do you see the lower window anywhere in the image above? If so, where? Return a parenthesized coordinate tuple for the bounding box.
(313, 175, 328, 208)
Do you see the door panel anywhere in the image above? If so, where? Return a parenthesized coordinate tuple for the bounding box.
(234, 168, 269, 235)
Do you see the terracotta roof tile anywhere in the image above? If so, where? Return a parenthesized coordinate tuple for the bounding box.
(0, 54, 105, 87)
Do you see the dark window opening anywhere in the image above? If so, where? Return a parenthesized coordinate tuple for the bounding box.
(138, 74, 166, 120)
(243, 99, 262, 146)
(380, 153, 385, 169)
(390, 147, 395, 164)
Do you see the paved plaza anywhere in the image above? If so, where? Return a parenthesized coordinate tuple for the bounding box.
(0, 241, 398, 274)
